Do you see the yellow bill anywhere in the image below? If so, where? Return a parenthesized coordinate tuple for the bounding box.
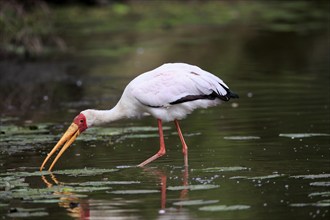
(40, 123, 80, 171)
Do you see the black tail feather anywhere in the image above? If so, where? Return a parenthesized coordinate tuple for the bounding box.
(217, 83, 239, 101)
(169, 84, 239, 106)
(228, 90, 239, 99)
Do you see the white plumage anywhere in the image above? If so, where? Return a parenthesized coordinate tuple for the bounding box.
(108, 63, 236, 123)
(40, 63, 239, 171)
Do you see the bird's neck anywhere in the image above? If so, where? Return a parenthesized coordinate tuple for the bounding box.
(87, 104, 126, 126)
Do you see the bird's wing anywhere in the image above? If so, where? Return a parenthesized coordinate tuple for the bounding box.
(129, 64, 232, 108)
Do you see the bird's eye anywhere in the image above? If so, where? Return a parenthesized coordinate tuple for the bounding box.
(80, 119, 84, 123)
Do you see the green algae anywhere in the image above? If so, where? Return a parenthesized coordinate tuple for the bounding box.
(0, 168, 121, 205)
(230, 174, 285, 180)
(110, 189, 160, 194)
(310, 182, 330, 187)
(308, 192, 330, 198)
(167, 184, 219, 191)
(173, 199, 219, 206)
(199, 204, 251, 211)
(7, 207, 48, 217)
(279, 133, 330, 139)
(290, 202, 330, 207)
(193, 166, 248, 173)
(52, 168, 118, 177)
(68, 181, 140, 186)
(290, 174, 330, 179)
(223, 136, 260, 140)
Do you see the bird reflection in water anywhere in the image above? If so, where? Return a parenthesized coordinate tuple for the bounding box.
(40, 166, 190, 219)
(41, 174, 90, 219)
(142, 165, 189, 213)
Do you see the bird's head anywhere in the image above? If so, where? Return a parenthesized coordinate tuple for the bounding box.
(40, 112, 90, 171)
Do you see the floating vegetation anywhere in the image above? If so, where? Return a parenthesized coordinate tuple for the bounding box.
(56, 126, 170, 142)
(120, 134, 160, 139)
(319, 199, 330, 204)
(30, 199, 61, 203)
(0, 176, 29, 190)
(279, 133, 330, 139)
(1, 171, 49, 178)
(123, 126, 170, 133)
(88, 126, 170, 136)
(116, 165, 134, 169)
(65, 186, 112, 192)
(193, 166, 248, 173)
(247, 174, 285, 180)
(230, 174, 285, 180)
(173, 199, 219, 206)
(110, 190, 159, 194)
(290, 174, 330, 179)
(167, 184, 219, 191)
(223, 136, 260, 140)
(308, 192, 330, 198)
(0, 124, 54, 148)
(0, 124, 55, 154)
(68, 181, 140, 186)
(199, 204, 251, 211)
(310, 182, 330, 187)
(0, 117, 19, 123)
(0, 168, 122, 205)
(0, 124, 51, 135)
(0, 124, 171, 154)
(290, 202, 330, 207)
(7, 207, 48, 218)
(1, 185, 87, 202)
(52, 168, 118, 177)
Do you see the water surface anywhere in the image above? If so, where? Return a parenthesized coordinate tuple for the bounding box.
(0, 2, 329, 219)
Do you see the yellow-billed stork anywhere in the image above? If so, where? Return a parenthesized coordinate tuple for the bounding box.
(40, 63, 239, 171)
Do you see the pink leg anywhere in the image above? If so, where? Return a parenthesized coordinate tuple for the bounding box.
(160, 174, 167, 210)
(174, 120, 188, 167)
(137, 119, 166, 167)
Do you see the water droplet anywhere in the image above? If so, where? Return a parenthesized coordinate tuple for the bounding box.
(76, 80, 82, 87)
(136, 47, 144, 55)
(231, 102, 239, 108)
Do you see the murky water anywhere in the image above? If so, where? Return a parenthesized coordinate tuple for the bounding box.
(1, 3, 329, 220)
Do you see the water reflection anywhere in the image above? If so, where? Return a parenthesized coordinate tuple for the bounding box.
(142, 166, 189, 213)
(40, 166, 191, 219)
(41, 174, 90, 219)
(1, 2, 329, 219)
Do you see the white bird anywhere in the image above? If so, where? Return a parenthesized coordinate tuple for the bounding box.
(40, 63, 239, 171)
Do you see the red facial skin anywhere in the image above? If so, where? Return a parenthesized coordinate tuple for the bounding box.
(73, 113, 88, 133)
